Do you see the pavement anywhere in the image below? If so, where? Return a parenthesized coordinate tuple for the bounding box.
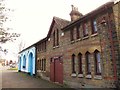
(0, 66, 75, 89)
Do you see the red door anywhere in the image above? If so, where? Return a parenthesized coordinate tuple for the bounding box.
(50, 57, 63, 84)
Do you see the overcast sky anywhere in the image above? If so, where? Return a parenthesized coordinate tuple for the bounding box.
(1, 0, 113, 61)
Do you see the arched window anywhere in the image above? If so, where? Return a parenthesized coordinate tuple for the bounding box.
(23, 55, 26, 69)
(94, 50, 101, 75)
(85, 52, 91, 74)
(78, 53, 82, 74)
(72, 54, 76, 73)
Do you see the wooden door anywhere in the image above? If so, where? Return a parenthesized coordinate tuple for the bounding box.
(50, 56, 63, 84)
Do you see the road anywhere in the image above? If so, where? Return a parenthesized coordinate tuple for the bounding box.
(0, 66, 75, 89)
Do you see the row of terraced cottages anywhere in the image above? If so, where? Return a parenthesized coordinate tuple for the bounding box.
(18, 1, 120, 88)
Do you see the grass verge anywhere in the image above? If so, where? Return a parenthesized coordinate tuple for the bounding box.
(7, 68, 18, 70)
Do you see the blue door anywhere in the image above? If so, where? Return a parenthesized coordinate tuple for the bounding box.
(29, 53, 33, 76)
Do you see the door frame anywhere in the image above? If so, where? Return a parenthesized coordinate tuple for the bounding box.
(50, 56, 63, 84)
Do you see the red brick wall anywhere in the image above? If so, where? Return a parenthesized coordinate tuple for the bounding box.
(36, 7, 118, 88)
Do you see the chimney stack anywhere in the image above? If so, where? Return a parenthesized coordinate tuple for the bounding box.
(70, 5, 83, 21)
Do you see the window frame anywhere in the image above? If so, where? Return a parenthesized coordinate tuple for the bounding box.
(23, 55, 26, 69)
(44, 59, 46, 71)
(91, 18, 98, 34)
(78, 53, 83, 74)
(72, 54, 76, 73)
(53, 31, 55, 47)
(56, 29, 59, 46)
(83, 23, 88, 37)
(85, 52, 91, 75)
(40, 59, 42, 70)
(76, 25, 80, 39)
(70, 28, 74, 41)
(94, 50, 101, 75)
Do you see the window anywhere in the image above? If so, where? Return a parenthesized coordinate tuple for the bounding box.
(40, 59, 42, 70)
(37, 46, 39, 52)
(23, 55, 26, 68)
(70, 28, 74, 41)
(43, 42, 45, 51)
(41, 43, 43, 51)
(78, 53, 82, 74)
(56, 29, 59, 46)
(92, 19, 98, 34)
(45, 41, 46, 51)
(44, 59, 46, 71)
(40, 43, 41, 51)
(53, 29, 59, 47)
(42, 59, 44, 71)
(40, 59, 46, 71)
(94, 50, 101, 75)
(72, 54, 76, 73)
(76, 26, 80, 39)
(83, 23, 88, 37)
(53, 31, 55, 47)
(85, 52, 91, 74)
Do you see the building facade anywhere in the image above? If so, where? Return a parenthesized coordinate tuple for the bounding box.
(19, 1, 120, 88)
(18, 46, 36, 76)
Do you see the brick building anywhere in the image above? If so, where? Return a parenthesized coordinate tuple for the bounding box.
(20, 1, 120, 88)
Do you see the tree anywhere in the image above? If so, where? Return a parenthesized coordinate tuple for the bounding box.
(0, 0, 20, 53)
(0, 0, 20, 43)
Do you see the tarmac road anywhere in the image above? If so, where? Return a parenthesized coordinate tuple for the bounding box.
(1, 66, 75, 90)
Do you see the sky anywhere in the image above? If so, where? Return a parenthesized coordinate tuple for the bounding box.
(1, 0, 114, 61)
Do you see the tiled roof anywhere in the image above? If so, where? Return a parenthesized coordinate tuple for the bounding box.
(47, 16, 70, 38)
(53, 16, 70, 29)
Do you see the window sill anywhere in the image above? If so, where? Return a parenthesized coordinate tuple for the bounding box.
(56, 45, 59, 48)
(78, 74, 84, 78)
(91, 33, 98, 37)
(94, 75, 102, 80)
(76, 38, 81, 42)
(71, 73, 77, 77)
(41, 71, 46, 73)
(53, 45, 59, 49)
(82, 36, 89, 40)
(86, 74, 92, 79)
(53, 46, 56, 49)
(38, 50, 46, 53)
(37, 70, 41, 72)
(71, 40, 75, 44)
